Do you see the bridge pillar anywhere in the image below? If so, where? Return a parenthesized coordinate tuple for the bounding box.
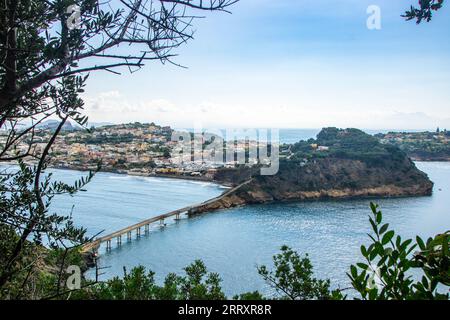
(160, 218, 165, 227)
(117, 236, 122, 246)
(136, 227, 141, 238)
(127, 231, 131, 241)
(145, 224, 149, 234)
(106, 240, 111, 251)
(175, 213, 181, 221)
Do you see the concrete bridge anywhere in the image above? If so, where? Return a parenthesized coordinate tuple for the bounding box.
(81, 179, 252, 253)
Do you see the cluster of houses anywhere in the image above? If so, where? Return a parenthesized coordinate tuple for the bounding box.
(5, 123, 272, 179)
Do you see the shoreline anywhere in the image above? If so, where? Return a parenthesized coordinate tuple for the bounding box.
(0, 162, 232, 188)
(47, 165, 234, 188)
(3, 159, 447, 189)
(187, 192, 436, 218)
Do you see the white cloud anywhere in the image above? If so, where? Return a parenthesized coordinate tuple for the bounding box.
(84, 92, 176, 124)
(82, 90, 450, 131)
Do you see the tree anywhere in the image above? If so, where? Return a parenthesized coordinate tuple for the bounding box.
(0, 0, 238, 111)
(1, 0, 239, 162)
(158, 260, 225, 300)
(348, 203, 449, 300)
(0, 0, 237, 297)
(79, 260, 226, 300)
(0, 158, 95, 298)
(403, 0, 445, 23)
(257, 246, 332, 300)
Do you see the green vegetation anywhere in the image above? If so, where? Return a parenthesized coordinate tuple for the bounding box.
(249, 127, 435, 200)
(403, 0, 445, 23)
(0, 159, 93, 297)
(0, 223, 88, 300)
(287, 128, 407, 167)
(349, 203, 449, 300)
(74, 260, 226, 300)
(256, 246, 334, 300)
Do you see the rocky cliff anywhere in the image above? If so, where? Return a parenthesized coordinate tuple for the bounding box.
(189, 128, 434, 215)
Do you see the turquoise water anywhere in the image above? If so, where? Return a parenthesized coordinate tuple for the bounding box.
(46, 162, 450, 296)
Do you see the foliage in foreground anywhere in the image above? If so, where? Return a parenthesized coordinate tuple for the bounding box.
(349, 203, 449, 300)
(0, 0, 237, 299)
(256, 246, 334, 300)
(72, 248, 332, 301)
(0, 160, 93, 298)
(72, 260, 226, 300)
(0, 222, 88, 300)
(403, 0, 445, 23)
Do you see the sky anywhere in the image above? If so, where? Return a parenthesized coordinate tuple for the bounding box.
(81, 0, 450, 130)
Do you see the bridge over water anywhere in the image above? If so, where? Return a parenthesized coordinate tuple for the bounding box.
(81, 179, 251, 253)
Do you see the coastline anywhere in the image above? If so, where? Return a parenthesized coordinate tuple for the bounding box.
(187, 192, 436, 217)
(4, 159, 444, 191)
(410, 157, 450, 162)
(187, 184, 435, 216)
(0, 161, 231, 188)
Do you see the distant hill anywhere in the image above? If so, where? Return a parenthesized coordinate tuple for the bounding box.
(36, 120, 114, 131)
(36, 120, 78, 131)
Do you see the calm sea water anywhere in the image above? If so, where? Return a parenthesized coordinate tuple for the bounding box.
(46, 162, 450, 297)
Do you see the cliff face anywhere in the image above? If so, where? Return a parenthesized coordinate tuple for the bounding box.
(189, 128, 434, 215)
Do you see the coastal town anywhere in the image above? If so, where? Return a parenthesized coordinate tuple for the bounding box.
(0, 122, 268, 180)
(2, 123, 449, 180)
(376, 129, 450, 161)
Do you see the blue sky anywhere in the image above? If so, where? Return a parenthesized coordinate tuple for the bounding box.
(83, 0, 450, 130)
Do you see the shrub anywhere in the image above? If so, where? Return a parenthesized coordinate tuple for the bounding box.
(348, 203, 449, 300)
